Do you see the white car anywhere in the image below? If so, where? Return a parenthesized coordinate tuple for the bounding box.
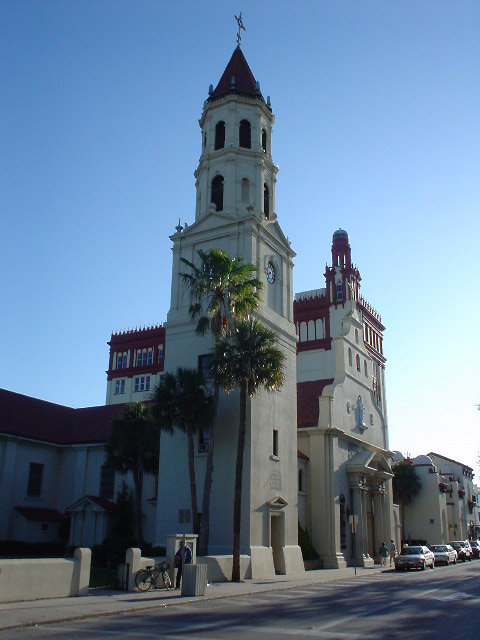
(429, 544, 457, 566)
(394, 545, 435, 571)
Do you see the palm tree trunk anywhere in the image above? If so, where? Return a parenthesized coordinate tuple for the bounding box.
(186, 426, 199, 534)
(198, 382, 219, 556)
(232, 383, 247, 582)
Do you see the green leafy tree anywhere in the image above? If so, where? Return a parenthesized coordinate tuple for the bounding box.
(151, 368, 213, 534)
(212, 317, 286, 582)
(180, 248, 262, 555)
(106, 402, 159, 546)
(392, 459, 421, 542)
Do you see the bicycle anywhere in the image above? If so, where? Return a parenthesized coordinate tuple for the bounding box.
(135, 560, 172, 591)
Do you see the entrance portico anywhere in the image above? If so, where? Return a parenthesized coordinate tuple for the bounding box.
(347, 451, 393, 566)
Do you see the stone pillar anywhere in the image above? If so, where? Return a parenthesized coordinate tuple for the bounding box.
(73, 547, 91, 597)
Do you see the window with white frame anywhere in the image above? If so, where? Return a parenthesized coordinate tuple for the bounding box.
(134, 376, 150, 392)
(115, 379, 125, 395)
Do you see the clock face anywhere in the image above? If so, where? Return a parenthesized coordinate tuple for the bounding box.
(266, 262, 275, 284)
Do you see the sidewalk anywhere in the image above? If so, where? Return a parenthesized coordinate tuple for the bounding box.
(0, 565, 387, 632)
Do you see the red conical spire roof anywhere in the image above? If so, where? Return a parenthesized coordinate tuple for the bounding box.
(210, 46, 264, 102)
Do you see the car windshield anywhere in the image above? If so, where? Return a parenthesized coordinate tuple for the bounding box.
(402, 547, 423, 555)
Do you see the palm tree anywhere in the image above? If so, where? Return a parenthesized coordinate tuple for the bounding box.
(106, 402, 159, 546)
(212, 317, 286, 582)
(151, 368, 213, 534)
(392, 459, 421, 542)
(180, 248, 263, 555)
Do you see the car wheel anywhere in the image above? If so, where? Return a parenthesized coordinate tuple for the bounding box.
(453, 558, 456, 564)
(431, 560, 435, 569)
(421, 561, 426, 571)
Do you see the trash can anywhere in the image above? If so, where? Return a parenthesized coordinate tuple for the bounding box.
(181, 564, 207, 597)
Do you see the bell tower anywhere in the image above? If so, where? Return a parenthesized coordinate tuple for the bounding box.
(157, 39, 304, 578)
(194, 46, 277, 224)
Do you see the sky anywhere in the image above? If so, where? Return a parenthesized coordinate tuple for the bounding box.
(1, 1, 479, 473)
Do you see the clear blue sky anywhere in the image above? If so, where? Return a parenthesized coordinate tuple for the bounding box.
(1, 1, 479, 472)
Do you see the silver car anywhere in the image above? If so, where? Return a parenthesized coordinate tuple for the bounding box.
(394, 545, 435, 571)
(430, 544, 457, 566)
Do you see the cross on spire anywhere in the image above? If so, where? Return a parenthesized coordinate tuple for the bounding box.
(235, 12, 246, 46)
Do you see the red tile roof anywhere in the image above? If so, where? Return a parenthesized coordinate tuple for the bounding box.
(0, 389, 125, 445)
(211, 46, 263, 101)
(14, 507, 64, 522)
(297, 379, 334, 428)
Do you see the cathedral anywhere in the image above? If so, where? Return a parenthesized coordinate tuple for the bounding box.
(105, 44, 395, 573)
(0, 42, 395, 577)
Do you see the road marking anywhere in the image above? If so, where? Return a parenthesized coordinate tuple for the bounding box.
(243, 624, 375, 638)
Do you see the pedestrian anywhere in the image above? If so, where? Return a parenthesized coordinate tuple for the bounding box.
(380, 541, 388, 567)
(174, 539, 193, 589)
(387, 539, 396, 567)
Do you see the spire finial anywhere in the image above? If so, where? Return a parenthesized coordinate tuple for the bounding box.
(235, 12, 246, 46)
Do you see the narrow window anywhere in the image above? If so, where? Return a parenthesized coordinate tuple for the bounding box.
(27, 463, 44, 497)
(239, 119, 251, 148)
(336, 283, 343, 301)
(147, 348, 153, 365)
(348, 348, 353, 367)
(142, 350, 147, 366)
(198, 354, 214, 381)
(214, 121, 225, 150)
(364, 359, 368, 377)
(116, 353, 122, 369)
(273, 429, 279, 457)
(355, 329, 359, 344)
(241, 178, 249, 202)
(298, 468, 304, 492)
(211, 175, 224, 211)
(261, 128, 267, 153)
(158, 345, 164, 366)
(356, 354, 361, 372)
(198, 428, 209, 453)
(99, 465, 115, 500)
(264, 184, 270, 219)
(122, 353, 127, 368)
(136, 351, 142, 367)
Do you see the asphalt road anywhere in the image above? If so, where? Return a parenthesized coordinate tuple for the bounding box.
(2, 562, 479, 639)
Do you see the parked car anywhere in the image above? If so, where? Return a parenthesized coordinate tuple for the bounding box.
(450, 541, 472, 562)
(430, 544, 457, 566)
(394, 546, 435, 571)
(469, 540, 479, 559)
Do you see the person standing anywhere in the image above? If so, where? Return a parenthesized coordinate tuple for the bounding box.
(175, 540, 193, 589)
(387, 539, 396, 567)
(380, 541, 388, 567)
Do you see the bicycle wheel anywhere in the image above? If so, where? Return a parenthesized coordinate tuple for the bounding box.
(161, 570, 172, 590)
(135, 569, 153, 591)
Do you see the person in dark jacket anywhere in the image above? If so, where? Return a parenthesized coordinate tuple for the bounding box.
(175, 540, 192, 589)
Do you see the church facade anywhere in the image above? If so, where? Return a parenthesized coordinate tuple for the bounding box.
(295, 230, 394, 568)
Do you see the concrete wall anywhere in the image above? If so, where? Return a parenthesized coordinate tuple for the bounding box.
(0, 548, 91, 603)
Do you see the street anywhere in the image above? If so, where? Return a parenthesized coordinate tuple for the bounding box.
(2, 562, 479, 639)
